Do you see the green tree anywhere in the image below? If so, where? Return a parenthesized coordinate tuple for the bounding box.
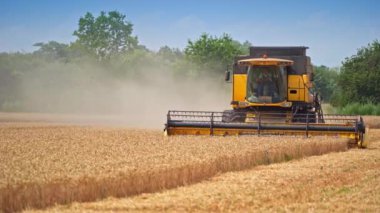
(33, 41, 69, 60)
(157, 46, 183, 63)
(0, 53, 21, 110)
(73, 11, 138, 60)
(239, 40, 252, 55)
(336, 40, 380, 106)
(185, 33, 247, 74)
(313, 65, 339, 102)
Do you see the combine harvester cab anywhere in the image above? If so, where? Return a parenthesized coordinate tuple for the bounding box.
(164, 46, 368, 148)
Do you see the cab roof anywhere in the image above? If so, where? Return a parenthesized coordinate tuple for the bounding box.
(238, 57, 294, 66)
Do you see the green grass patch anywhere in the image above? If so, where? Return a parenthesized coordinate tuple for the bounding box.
(322, 103, 337, 114)
(337, 102, 380, 115)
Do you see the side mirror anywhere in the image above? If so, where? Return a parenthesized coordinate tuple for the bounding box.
(225, 70, 231, 82)
(309, 72, 314, 81)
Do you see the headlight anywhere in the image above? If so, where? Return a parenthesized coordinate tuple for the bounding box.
(238, 101, 250, 107)
(281, 102, 292, 107)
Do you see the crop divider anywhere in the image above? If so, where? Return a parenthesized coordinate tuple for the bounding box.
(257, 113, 261, 136)
(210, 112, 214, 136)
(306, 113, 309, 137)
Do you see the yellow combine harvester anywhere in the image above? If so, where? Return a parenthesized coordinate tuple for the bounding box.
(165, 46, 368, 148)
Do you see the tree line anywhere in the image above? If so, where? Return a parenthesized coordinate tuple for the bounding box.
(314, 40, 380, 110)
(0, 11, 250, 112)
(0, 10, 379, 113)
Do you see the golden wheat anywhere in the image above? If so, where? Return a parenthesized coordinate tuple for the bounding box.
(43, 130, 380, 213)
(363, 116, 380, 129)
(0, 123, 348, 212)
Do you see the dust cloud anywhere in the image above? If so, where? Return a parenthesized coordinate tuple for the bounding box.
(16, 61, 231, 129)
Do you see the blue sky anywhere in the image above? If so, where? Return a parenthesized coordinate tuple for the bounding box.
(0, 0, 379, 66)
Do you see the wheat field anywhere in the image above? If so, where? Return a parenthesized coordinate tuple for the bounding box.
(0, 121, 349, 212)
(363, 116, 380, 129)
(43, 129, 379, 212)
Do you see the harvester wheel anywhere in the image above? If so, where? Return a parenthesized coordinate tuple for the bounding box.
(358, 127, 370, 148)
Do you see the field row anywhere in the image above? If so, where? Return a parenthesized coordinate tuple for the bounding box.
(41, 130, 380, 212)
(0, 124, 349, 212)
